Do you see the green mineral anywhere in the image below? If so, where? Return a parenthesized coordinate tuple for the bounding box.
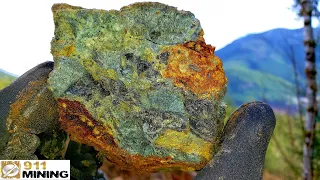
(48, 2, 228, 173)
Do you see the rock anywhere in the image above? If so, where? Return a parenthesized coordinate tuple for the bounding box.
(48, 2, 227, 173)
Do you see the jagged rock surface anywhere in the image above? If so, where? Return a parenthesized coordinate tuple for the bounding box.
(48, 2, 228, 173)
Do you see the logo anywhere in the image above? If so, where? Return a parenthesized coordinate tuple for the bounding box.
(1, 161, 20, 179)
(0, 160, 70, 180)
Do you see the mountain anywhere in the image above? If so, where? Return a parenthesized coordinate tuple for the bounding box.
(216, 28, 320, 108)
(0, 69, 16, 90)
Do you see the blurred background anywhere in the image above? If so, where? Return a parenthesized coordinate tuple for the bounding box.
(1, 0, 320, 179)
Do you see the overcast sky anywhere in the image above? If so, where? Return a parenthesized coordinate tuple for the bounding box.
(0, 0, 314, 75)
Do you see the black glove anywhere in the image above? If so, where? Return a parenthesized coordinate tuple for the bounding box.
(0, 62, 276, 180)
(194, 101, 276, 180)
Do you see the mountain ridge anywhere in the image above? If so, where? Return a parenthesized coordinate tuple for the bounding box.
(216, 27, 320, 107)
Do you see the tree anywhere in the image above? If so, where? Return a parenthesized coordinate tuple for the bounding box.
(294, 0, 319, 179)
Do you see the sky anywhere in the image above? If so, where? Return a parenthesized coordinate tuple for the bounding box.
(0, 0, 314, 75)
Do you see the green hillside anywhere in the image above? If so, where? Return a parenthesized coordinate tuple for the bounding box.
(225, 64, 294, 106)
(216, 28, 317, 107)
(0, 70, 16, 90)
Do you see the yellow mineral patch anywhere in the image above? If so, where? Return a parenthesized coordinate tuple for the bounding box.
(87, 121, 94, 127)
(51, 40, 76, 57)
(62, 103, 67, 109)
(154, 129, 213, 160)
(162, 41, 227, 99)
(93, 127, 100, 135)
(57, 45, 76, 57)
(143, 48, 156, 62)
(80, 115, 86, 122)
(197, 30, 205, 42)
(119, 101, 132, 112)
(81, 58, 119, 81)
(124, 31, 141, 47)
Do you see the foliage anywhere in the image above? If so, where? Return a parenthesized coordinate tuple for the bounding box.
(313, 125, 320, 178)
(224, 104, 319, 179)
(262, 94, 320, 180)
(264, 113, 304, 179)
(223, 103, 319, 179)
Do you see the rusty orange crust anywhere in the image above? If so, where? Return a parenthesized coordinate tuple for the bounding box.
(53, 43, 76, 57)
(163, 40, 227, 99)
(7, 78, 53, 133)
(58, 99, 207, 173)
(9, 79, 45, 118)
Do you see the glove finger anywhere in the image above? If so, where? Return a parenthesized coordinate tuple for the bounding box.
(194, 101, 276, 180)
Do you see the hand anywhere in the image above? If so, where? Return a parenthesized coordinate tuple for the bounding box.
(0, 62, 276, 180)
(195, 101, 276, 180)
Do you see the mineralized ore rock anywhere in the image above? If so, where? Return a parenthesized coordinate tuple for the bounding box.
(48, 2, 228, 173)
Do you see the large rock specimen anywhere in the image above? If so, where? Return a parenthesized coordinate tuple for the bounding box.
(48, 2, 228, 173)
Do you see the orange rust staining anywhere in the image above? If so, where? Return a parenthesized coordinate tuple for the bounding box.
(196, 30, 205, 42)
(66, 46, 76, 56)
(57, 99, 115, 145)
(57, 99, 207, 173)
(56, 45, 76, 57)
(8, 78, 48, 132)
(9, 80, 45, 118)
(183, 40, 215, 56)
(163, 40, 227, 99)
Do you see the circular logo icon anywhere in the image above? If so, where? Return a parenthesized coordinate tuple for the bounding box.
(2, 164, 19, 177)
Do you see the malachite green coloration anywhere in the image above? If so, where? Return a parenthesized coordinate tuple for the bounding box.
(48, 2, 228, 173)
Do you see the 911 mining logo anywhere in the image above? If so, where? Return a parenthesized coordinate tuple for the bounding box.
(0, 160, 70, 180)
(1, 161, 20, 179)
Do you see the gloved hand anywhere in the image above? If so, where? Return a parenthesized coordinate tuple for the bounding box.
(0, 62, 276, 180)
(194, 101, 276, 180)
